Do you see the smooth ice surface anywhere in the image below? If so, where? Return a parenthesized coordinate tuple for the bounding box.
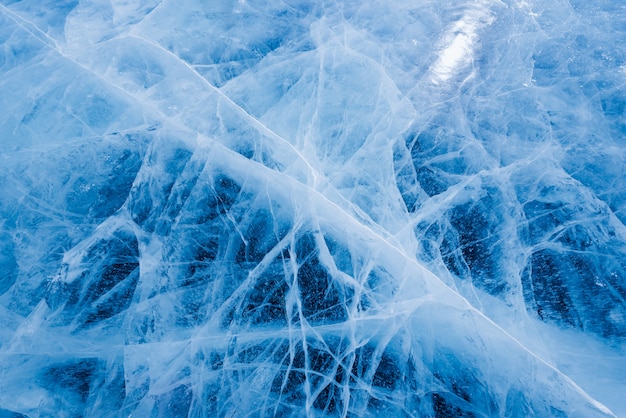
(1, 0, 625, 416)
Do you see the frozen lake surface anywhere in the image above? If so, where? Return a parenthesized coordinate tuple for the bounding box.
(1, 0, 625, 416)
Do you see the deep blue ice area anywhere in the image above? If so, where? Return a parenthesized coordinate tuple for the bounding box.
(1, 1, 626, 416)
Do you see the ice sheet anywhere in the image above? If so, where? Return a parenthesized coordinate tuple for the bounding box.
(1, 0, 625, 416)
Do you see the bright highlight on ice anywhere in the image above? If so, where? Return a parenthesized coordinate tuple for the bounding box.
(430, 13, 482, 84)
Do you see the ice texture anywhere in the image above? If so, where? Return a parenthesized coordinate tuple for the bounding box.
(1, 0, 625, 416)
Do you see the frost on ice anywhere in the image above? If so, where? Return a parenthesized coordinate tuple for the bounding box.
(1, 0, 626, 416)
